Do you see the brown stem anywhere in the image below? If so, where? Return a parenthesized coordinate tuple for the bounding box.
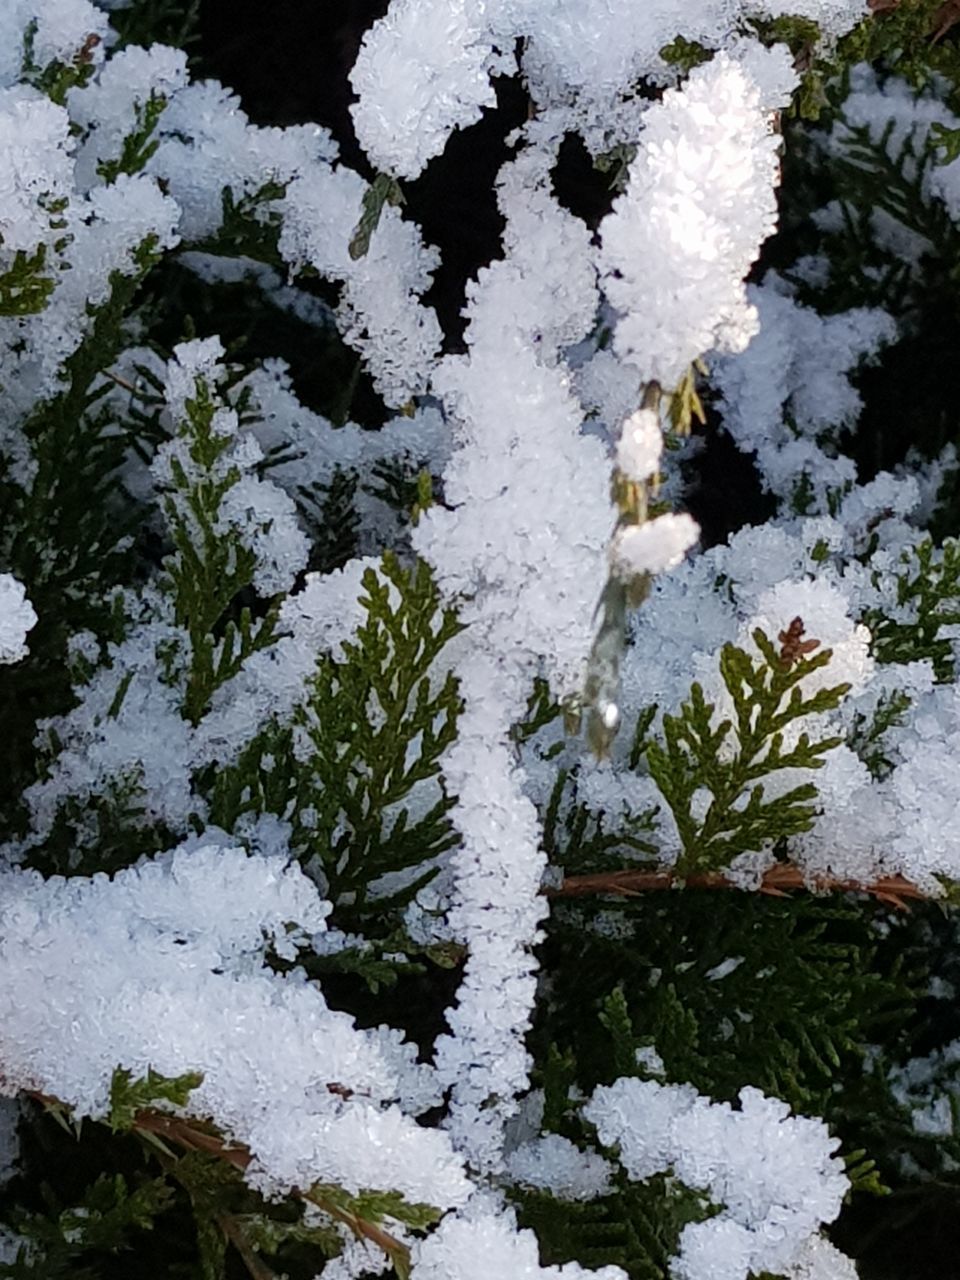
(549, 863, 928, 911)
(302, 1188, 410, 1267)
(103, 369, 140, 394)
(216, 1214, 276, 1280)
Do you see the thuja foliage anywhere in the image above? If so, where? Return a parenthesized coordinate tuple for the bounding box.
(159, 373, 281, 724)
(513, 887, 939, 1278)
(645, 628, 849, 875)
(867, 538, 960, 679)
(10, 2, 960, 1280)
(206, 551, 463, 941)
(292, 555, 462, 925)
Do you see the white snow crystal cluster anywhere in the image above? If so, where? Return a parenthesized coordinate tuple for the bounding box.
(611, 514, 700, 577)
(505, 1132, 614, 1201)
(0, 574, 37, 663)
(412, 144, 613, 1169)
(0, 65, 181, 425)
(350, 0, 507, 180)
(602, 487, 960, 891)
(277, 159, 443, 406)
(713, 280, 897, 508)
(348, 0, 869, 177)
(410, 1202, 627, 1280)
(584, 1078, 849, 1280)
(616, 407, 663, 482)
(599, 47, 797, 387)
(0, 843, 470, 1208)
(18, 340, 377, 848)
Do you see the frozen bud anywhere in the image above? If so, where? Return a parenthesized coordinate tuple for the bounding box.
(611, 514, 699, 577)
(616, 407, 662, 481)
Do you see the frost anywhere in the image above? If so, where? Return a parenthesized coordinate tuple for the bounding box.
(0, 6, 947, 1277)
(349, 0, 503, 180)
(611, 514, 700, 577)
(410, 1204, 626, 1280)
(277, 162, 443, 405)
(0, 1, 109, 91)
(713, 282, 897, 508)
(506, 1133, 614, 1201)
(616, 407, 663, 482)
(412, 150, 612, 1167)
(783, 1235, 861, 1280)
(0, 844, 470, 1208)
(599, 48, 796, 386)
(67, 43, 189, 191)
(584, 1079, 849, 1280)
(0, 575, 37, 664)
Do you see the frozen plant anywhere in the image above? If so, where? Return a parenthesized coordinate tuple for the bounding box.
(2, 1, 960, 1279)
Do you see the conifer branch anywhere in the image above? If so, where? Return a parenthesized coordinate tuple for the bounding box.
(549, 863, 927, 910)
(26, 1094, 413, 1275)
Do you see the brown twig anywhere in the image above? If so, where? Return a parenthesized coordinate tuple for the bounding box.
(102, 369, 140, 394)
(549, 864, 928, 911)
(216, 1215, 276, 1280)
(932, 0, 960, 41)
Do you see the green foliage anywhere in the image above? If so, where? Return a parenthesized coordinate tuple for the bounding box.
(204, 720, 297, 836)
(107, 1067, 204, 1133)
(539, 1043, 580, 1135)
(515, 1177, 713, 1280)
(658, 36, 712, 74)
(599, 987, 651, 1082)
(848, 687, 913, 778)
(0, 1172, 174, 1277)
(931, 118, 960, 164)
(838, 0, 960, 106)
(832, 119, 960, 272)
(539, 891, 916, 1125)
(593, 143, 638, 193)
(780, 107, 958, 322)
(867, 538, 960, 679)
(298, 1184, 441, 1280)
(0, 249, 169, 835)
(750, 13, 822, 53)
(542, 766, 659, 876)
(298, 466, 362, 574)
(844, 1148, 889, 1199)
(644, 629, 849, 876)
(349, 173, 405, 261)
(96, 92, 168, 185)
(291, 553, 462, 929)
(20, 19, 99, 105)
(190, 182, 288, 268)
(0, 247, 56, 318)
(749, 15, 828, 118)
(309, 1184, 441, 1233)
(8, 250, 163, 612)
(512, 676, 564, 748)
(206, 552, 464, 943)
(159, 373, 282, 723)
